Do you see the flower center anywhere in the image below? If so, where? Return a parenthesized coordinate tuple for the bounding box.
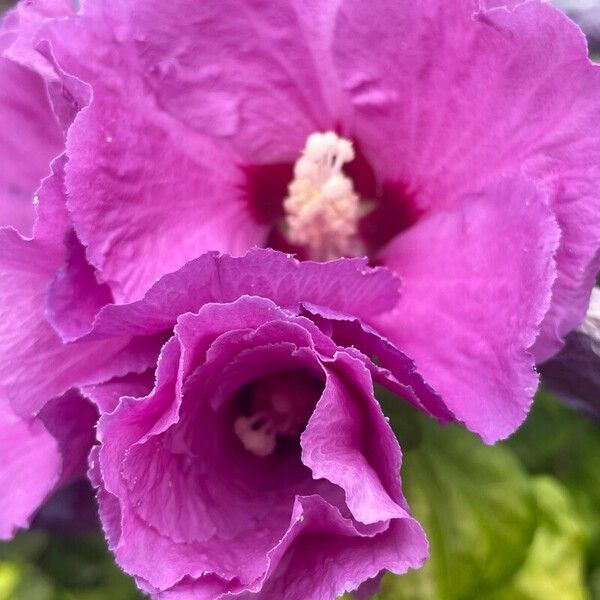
(283, 132, 365, 261)
(233, 371, 322, 457)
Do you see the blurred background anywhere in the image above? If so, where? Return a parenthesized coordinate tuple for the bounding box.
(1, 1, 599, 598)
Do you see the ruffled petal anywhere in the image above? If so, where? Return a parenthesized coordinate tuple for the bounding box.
(96, 319, 326, 589)
(305, 306, 452, 421)
(56, 249, 400, 342)
(0, 228, 138, 417)
(1, 0, 74, 77)
(81, 370, 155, 414)
(376, 175, 560, 442)
(302, 353, 409, 524)
(224, 496, 426, 600)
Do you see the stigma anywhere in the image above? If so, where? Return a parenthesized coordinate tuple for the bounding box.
(233, 372, 321, 457)
(283, 132, 363, 261)
(233, 393, 307, 457)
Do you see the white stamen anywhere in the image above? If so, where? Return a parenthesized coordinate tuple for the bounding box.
(234, 396, 311, 457)
(234, 414, 277, 458)
(284, 132, 362, 261)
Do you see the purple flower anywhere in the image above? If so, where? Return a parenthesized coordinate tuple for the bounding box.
(76, 250, 430, 598)
(26, 0, 598, 443)
(2, 181, 433, 591)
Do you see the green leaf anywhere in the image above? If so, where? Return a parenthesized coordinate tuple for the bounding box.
(376, 385, 422, 451)
(0, 530, 48, 562)
(504, 389, 587, 472)
(0, 563, 54, 600)
(37, 535, 143, 600)
(505, 389, 600, 576)
(488, 476, 588, 600)
(377, 417, 537, 600)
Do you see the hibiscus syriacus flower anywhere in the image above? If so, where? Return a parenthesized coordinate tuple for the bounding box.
(27, 0, 599, 444)
(4, 221, 435, 596)
(79, 250, 433, 598)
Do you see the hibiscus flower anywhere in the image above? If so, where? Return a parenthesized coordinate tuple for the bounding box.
(82, 250, 430, 598)
(28, 0, 599, 442)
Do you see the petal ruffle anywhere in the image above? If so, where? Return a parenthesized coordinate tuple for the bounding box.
(376, 175, 560, 442)
(161, 496, 426, 600)
(53, 249, 400, 342)
(302, 353, 409, 525)
(0, 227, 141, 417)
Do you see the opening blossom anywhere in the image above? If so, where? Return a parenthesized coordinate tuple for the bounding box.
(79, 250, 432, 598)
(1, 0, 600, 598)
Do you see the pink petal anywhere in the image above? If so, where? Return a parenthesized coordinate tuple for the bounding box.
(63, 250, 400, 342)
(0, 58, 61, 235)
(301, 353, 410, 525)
(376, 175, 560, 442)
(0, 401, 60, 539)
(0, 228, 134, 417)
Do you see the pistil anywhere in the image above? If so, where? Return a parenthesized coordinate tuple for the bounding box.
(283, 132, 363, 261)
(233, 372, 321, 457)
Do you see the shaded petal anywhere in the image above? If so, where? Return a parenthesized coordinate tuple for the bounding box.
(0, 58, 62, 235)
(80, 370, 155, 414)
(32, 478, 99, 534)
(38, 390, 98, 485)
(302, 353, 409, 525)
(305, 306, 451, 421)
(46, 229, 113, 341)
(0, 389, 95, 540)
(334, 0, 600, 358)
(376, 175, 560, 442)
(0, 228, 138, 417)
(32, 156, 71, 245)
(540, 330, 600, 421)
(0, 401, 60, 539)
(540, 288, 600, 420)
